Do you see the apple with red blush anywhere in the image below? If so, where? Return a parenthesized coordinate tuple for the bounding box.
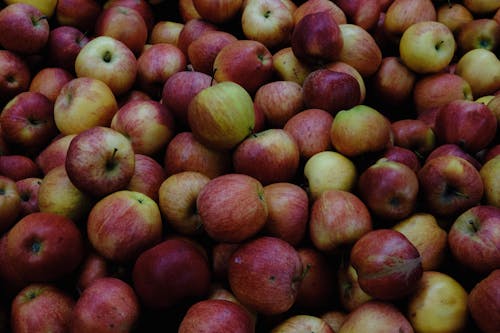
(126, 154, 166, 202)
(46, 25, 90, 72)
(15, 177, 42, 217)
(468, 269, 500, 333)
(0, 50, 31, 105)
(55, 0, 101, 32)
(29, 67, 74, 103)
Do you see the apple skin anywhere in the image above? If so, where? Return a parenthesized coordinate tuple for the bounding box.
(334, 0, 380, 31)
(272, 46, 312, 85)
(37, 165, 94, 223)
(0, 50, 31, 105)
(293, 0, 346, 26)
(455, 48, 500, 98)
(158, 171, 210, 235)
(233, 128, 300, 185)
(163, 131, 232, 179)
(10, 283, 75, 333)
(325, 61, 366, 104)
(187, 30, 237, 75)
(468, 269, 500, 333)
(262, 182, 309, 246)
(55, 0, 101, 32)
(358, 158, 419, 222)
(126, 154, 166, 202)
(302, 69, 361, 116)
(337, 262, 374, 312)
(110, 99, 176, 157)
(150, 20, 184, 45)
(136, 42, 187, 99)
(28, 67, 74, 104)
(480, 156, 500, 207)
(338, 300, 414, 333)
(463, 0, 500, 14)
(15, 177, 42, 217)
(0, 91, 58, 153)
(132, 237, 211, 309)
(197, 173, 268, 243)
(309, 189, 372, 253)
(0, 175, 22, 233)
(35, 134, 76, 175)
(321, 311, 347, 333)
(0, 3, 50, 55)
(192, 0, 243, 24)
(104, 0, 155, 33)
(383, 0, 437, 42)
(457, 18, 500, 54)
(46, 25, 90, 73)
(74, 35, 138, 97)
(75, 250, 111, 293)
(417, 155, 484, 218)
(178, 299, 255, 333)
(177, 18, 218, 56)
(291, 10, 343, 66)
(283, 108, 334, 159)
(382, 146, 421, 173)
(437, 2, 474, 34)
(425, 143, 482, 170)
(70, 277, 140, 332)
(65, 126, 136, 198)
(228, 236, 303, 315)
(211, 242, 241, 281)
(213, 39, 274, 95)
(434, 100, 497, 154)
(391, 119, 436, 159)
(5, 212, 84, 283)
(187, 81, 255, 151)
(53, 77, 119, 135)
(0, 155, 41, 181)
(407, 271, 469, 333)
(350, 229, 423, 301)
(271, 315, 334, 333)
(448, 205, 500, 275)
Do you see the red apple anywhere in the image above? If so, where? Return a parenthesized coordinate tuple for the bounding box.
(383, 0, 437, 42)
(75, 250, 112, 292)
(436, 2, 474, 34)
(468, 269, 500, 333)
(350, 229, 423, 301)
(0, 155, 41, 181)
(381, 146, 421, 173)
(46, 25, 90, 73)
(228, 236, 303, 315)
(55, 0, 101, 32)
(103, 0, 155, 32)
(0, 50, 31, 105)
(0, 175, 21, 233)
(192, 0, 243, 24)
(35, 134, 76, 175)
(28, 67, 74, 103)
(391, 119, 436, 158)
(177, 18, 218, 56)
(179, 0, 202, 22)
(187, 30, 237, 75)
(149, 20, 184, 46)
(334, 0, 381, 31)
(425, 143, 482, 170)
(15, 177, 42, 218)
(457, 18, 500, 54)
(126, 154, 166, 202)
(293, 0, 346, 26)
(337, 262, 373, 312)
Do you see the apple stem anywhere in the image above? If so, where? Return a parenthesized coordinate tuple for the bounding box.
(435, 40, 444, 50)
(106, 148, 118, 170)
(32, 15, 48, 24)
(210, 68, 217, 86)
(468, 219, 478, 233)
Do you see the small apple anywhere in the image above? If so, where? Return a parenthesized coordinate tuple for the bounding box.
(126, 154, 166, 202)
(46, 25, 90, 73)
(28, 67, 74, 103)
(0, 50, 31, 105)
(0, 155, 41, 181)
(177, 18, 218, 56)
(55, 0, 101, 32)
(178, 0, 202, 22)
(463, 0, 500, 15)
(334, 0, 380, 31)
(187, 30, 237, 75)
(35, 134, 76, 175)
(391, 119, 436, 158)
(0, 175, 21, 233)
(15, 177, 42, 217)
(150, 20, 184, 45)
(103, 0, 155, 32)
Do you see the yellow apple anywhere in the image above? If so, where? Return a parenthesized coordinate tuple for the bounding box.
(5, 0, 57, 17)
(455, 48, 500, 98)
(480, 156, 500, 207)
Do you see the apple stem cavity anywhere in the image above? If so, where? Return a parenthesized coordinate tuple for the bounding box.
(102, 50, 113, 63)
(467, 219, 479, 233)
(435, 40, 444, 50)
(31, 15, 48, 25)
(106, 148, 119, 171)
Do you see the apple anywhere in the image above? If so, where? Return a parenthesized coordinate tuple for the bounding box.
(187, 81, 255, 151)
(196, 173, 268, 243)
(407, 271, 468, 333)
(480, 156, 500, 207)
(337, 262, 374, 312)
(483, 144, 500, 163)
(382, 146, 421, 173)
(292, 0, 346, 26)
(392, 213, 448, 271)
(271, 315, 334, 333)
(0, 175, 21, 233)
(53, 77, 118, 135)
(178, 299, 255, 333)
(399, 21, 456, 74)
(455, 48, 500, 98)
(272, 46, 312, 85)
(334, 0, 380, 31)
(178, 0, 201, 21)
(110, 99, 176, 156)
(126, 154, 166, 202)
(463, 0, 500, 14)
(325, 61, 366, 104)
(448, 205, 500, 275)
(75, 250, 112, 292)
(437, 2, 474, 34)
(412, 72, 473, 115)
(303, 151, 357, 201)
(232, 128, 300, 185)
(46, 25, 90, 73)
(0, 155, 41, 181)
(132, 237, 211, 309)
(192, 0, 243, 24)
(241, 0, 295, 50)
(187, 30, 237, 75)
(211, 242, 241, 281)
(163, 131, 232, 179)
(290, 10, 343, 67)
(65, 126, 136, 198)
(35, 134, 76, 175)
(468, 269, 500, 333)
(283, 108, 334, 159)
(103, 0, 155, 33)
(70, 277, 140, 332)
(425, 143, 482, 170)
(15, 177, 42, 217)
(177, 18, 218, 57)
(330, 104, 393, 158)
(136, 43, 187, 99)
(262, 182, 309, 246)
(434, 100, 497, 154)
(5, 212, 84, 282)
(337, 24, 382, 78)
(157, 171, 210, 235)
(369, 56, 416, 108)
(0, 50, 31, 105)
(457, 18, 500, 54)
(150, 20, 184, 45)
(55, 0, 101, 32)
(487, 93, 500, 123)
(0, 3, 50, 55)
(161, 70, 214, 126)
(358, 158, 419, 222)
(302, 69, 361, 116)
(28, 67, 74, 103)
(213, 39, 274, 94)
(350, 229, 423, 301)
(228, 236, 303, 315)
(417, 155, 484, 218)
(391, 119, 436, 159)
(10, 283, 75, 333)
(309, 189, 372, 253)
(383, 0, 437, 42)
(253, 80, 304, 128)
(37, 165, 94, 223)
(75, 35, 138, 97)
(320, 311, 347, 333)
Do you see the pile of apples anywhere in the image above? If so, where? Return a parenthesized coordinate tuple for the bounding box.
(0, 0, 499, 331)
